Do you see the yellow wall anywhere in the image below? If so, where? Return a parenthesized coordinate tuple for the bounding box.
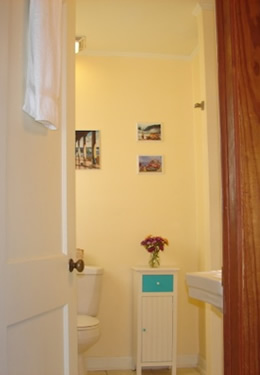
(76, 55, 201, 365)
(192, 4, 223, 374)
(191, 50, 207, 362)
(194, 5, 223, 374)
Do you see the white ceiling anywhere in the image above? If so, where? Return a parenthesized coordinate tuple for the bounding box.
(76, 0, 199, 57)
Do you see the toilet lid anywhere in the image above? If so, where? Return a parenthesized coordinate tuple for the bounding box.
(77, 315, 100, 329)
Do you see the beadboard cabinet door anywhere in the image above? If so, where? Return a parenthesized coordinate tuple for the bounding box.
(141, 295, 173, 362)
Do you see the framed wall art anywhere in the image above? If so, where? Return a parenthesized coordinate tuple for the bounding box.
(75, 130, 100, 169)
(137, 123, 162, 141)
(138, 155, 163, 173)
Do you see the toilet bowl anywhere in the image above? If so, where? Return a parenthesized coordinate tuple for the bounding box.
(77, 266, 103, 375)
(77, 315, 101, 353)
(77, 315, 101, 375)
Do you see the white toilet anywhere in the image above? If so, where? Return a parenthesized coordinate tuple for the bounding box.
(77, 265, 103, 375)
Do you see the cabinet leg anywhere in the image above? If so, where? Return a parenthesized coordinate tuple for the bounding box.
(136, 365, 142, 375)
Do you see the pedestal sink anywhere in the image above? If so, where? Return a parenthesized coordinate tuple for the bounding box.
(186, 270, 223, 311)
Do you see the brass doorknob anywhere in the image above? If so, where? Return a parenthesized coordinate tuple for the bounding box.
(69, 258, 85, 272)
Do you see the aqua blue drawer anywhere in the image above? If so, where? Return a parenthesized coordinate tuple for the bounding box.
(142, 274, 174, 292)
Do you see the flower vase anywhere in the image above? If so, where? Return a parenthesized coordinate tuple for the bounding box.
(149, 250, 160, 268)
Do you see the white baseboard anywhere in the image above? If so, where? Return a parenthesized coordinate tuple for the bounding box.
(176, 355, 199, 368)
(87, 357, 134, 371)
(87, 355, 200, 371)
(197, 356, 206, 375)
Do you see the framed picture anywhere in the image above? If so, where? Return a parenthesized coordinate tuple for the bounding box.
(137, 123, 162, 141)
(75, 130, 100, 169)
(138, 155, 163, 173)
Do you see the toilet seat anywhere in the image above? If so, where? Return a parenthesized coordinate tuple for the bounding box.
(77, 315, 100, 330)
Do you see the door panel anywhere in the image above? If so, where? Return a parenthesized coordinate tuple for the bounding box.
(7, 308, 66, 375)
(216, 0, 260, 374)
(0, 0, 77, 374)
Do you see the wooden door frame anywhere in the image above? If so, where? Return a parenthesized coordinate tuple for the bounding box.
(216, 1, 260, 374)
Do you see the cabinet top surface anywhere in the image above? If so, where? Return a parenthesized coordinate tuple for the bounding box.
(132, 265, 179, 272)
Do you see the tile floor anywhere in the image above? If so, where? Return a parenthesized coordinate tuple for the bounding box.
(88, 369, 200, 375)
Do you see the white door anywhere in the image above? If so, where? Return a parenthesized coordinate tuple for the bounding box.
(0, 1, 78, 374)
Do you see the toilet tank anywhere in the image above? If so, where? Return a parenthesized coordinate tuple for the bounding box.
(77, 265, 103, 316)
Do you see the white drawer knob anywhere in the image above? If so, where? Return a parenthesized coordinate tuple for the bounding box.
(156, 282, 160, 285)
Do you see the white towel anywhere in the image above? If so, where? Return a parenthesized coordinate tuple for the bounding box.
(23, 0, 63, 130)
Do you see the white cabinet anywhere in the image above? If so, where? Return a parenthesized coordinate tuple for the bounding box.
(132, 267, 179, 375)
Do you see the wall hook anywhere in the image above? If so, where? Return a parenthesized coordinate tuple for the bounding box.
(194, 101, 205, 110)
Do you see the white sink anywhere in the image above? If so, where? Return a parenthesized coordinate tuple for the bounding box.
(186, 270, 223, 311)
